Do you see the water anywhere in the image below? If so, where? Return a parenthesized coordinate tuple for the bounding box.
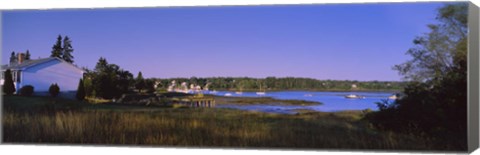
(213, 91, 396, 114)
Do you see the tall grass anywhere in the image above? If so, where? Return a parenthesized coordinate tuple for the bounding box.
(2, 96, 442, 150)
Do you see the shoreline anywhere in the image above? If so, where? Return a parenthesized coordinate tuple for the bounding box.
(209, 89, 401, 93)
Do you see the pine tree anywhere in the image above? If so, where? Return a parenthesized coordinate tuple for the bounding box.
(3, 69, 16, 95)
(135, 72, 146, 92)
(62, 36, 74, 63)
(76, 78, 86, 101)
(25, 50, 31, 60)
(51, 35, 63, 58)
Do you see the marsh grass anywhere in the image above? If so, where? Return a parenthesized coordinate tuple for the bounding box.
(2, 96, 442, 150)
(213, 96, 322, 106)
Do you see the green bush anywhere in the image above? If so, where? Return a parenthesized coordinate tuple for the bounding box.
(49, 83, 60, 97)
(19, 85, 34, 96)
(3, 69, 16, 95)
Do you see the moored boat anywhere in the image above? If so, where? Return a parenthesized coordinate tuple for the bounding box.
(388, 94, 398, 100)
(256, 92, 266, 95)
(345, 94, 365, 99)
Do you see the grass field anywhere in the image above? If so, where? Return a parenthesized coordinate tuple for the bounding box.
(2, 95, 448, 151)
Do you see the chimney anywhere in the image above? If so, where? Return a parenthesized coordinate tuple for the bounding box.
(17, 53, 25, 64)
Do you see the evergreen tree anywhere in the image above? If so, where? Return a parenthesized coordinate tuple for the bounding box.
(76, 78, 86, 101)
(135, 72, 146, 92)
(3, 69, 16, 95)
(94, 57, 109, 72)
(62, 36, 74, 63)
(9, 51, 16, 64)
(50, 35, 63, 58)
(25, 50, 31, 60)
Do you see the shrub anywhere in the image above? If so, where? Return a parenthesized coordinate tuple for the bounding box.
(3, 69, 16, 95)
(49, 83, 60, 97)
(19, 85, 34, 96)
(76, 79, 86, 101)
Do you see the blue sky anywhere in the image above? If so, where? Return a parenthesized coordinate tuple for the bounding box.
(2, 2, 446, 81)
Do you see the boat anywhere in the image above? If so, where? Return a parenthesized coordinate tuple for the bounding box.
(256, 92, 266, 95)
(388, 94, 398, 100)
(345, 94, 365, 99)
(256, 82, 266, 95)
(304, 94, 313, 97)
(210, 90, 218, 94)
(235, 87, 243, 95)
(224, 93, 232, 96)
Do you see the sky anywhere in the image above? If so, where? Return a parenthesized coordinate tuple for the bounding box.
(2, 2, 447, 81)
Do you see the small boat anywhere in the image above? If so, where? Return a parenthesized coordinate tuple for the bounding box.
(256, 92, 266, 95)
(210, 90, 218, 94)
(235, 87, 243, 95)
(388, 94, 398, 100)
(345, 94, 365, 99)
(224, 93, 232, 96)
(304, 94, 313, 97)
(256, 83, 266, 95)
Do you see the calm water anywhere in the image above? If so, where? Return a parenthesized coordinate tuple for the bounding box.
(213, 91, 396, 114)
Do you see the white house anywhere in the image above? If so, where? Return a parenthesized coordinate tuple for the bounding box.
(1, 56, 84, 95)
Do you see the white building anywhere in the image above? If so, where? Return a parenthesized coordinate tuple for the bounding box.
(1, 56, 84, 95)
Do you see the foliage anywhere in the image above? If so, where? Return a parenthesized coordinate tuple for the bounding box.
(62, 36, 74, 63)
(144, 79, 156, 93)
(135, 72, 146, 92)
(19, 85, 34, 96)
(25, 50, 31, 60)
(76, 79, 86, 101)
(153, 77, 405, 91)
(48, 83, 60, 97)
(393, 3, 467, 82)
(3, 69, 16, 95)
(82, 73, 93, 97)
(366, 3, 468, 150)
(50, 35, 75, 63)
(50, 35, 63, 59)
(84, 57, 134, 99)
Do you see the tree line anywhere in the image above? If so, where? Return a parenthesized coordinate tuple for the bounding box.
(153, 77, 406, 91)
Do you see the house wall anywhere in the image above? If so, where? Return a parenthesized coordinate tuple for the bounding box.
(20, 60, 83, 92)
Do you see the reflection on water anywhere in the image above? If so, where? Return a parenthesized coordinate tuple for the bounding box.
(213, 91, 396, 114)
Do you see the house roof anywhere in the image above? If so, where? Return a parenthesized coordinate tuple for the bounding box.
(1, 57, 84, 72)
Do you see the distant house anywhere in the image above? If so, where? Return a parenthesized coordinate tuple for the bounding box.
(1, 54, 84, 95)
(351, 84, 357, 89)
